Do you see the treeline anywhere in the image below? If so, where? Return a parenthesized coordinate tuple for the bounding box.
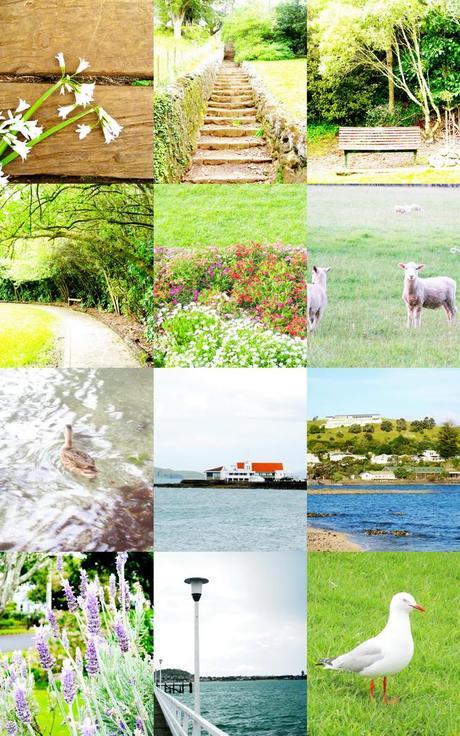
(0, 184, 153, 337)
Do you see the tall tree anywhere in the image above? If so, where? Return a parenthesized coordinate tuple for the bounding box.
(0, 554, 50, 614)
(437, 421, 459, 459)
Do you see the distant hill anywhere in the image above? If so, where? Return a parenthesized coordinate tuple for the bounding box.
(155, 466, 205, 481)
(159, 668, 192, 681)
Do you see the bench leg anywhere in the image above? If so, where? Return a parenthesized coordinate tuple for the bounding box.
(344, 152, 349, 169)
(413, 150, 417, 164)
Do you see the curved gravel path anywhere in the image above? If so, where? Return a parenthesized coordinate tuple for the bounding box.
(40, 306, 139, 367)
(0, 632, 35, 652)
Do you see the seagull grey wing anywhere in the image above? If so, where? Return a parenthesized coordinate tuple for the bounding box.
(332, 640, 385, 673)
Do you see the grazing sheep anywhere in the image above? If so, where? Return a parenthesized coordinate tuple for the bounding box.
(308, 266, 331, 332)
(394, 204, 423, 214)
(398, 262, 457, 328)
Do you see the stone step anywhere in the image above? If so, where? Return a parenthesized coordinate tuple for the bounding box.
(210, 96, 253, 105)
(200, 125, 260, 137)
(213, 87, 252, 94)
(185, 167, 270, 184)
(205, 116, 257, 125)
(197, 136, 265, 150)
(206, 107, 255, 117)
(211, 90, 252, 97)
(208, 101, 255, 110)
(193, 149, 272, 165)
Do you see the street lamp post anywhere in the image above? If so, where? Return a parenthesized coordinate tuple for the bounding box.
(159, 658, 163, 688)
(184, 576, 209, 733)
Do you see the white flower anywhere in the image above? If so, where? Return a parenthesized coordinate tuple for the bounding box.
(0, 167, 9, 188)
(15, 99, 30, 114)
(76, 123, 92, 140)
(76, 58, 90, 74)
(58, 104, 77, 120)
(74, 82, 95, 107)
(97, 107, 123, 144)
(59, 80, 74, 95)
(55, 52, 66, 70)
(10, 139, 30, 161)
(22, 120, 43, 140)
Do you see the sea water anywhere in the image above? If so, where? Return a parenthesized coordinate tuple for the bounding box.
(308, 485, 460, 551)
(155, 486, 306, 551)
(174, 679, 306, 736)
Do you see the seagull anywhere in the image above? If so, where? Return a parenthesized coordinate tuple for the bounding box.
(317, 592, 425, 703)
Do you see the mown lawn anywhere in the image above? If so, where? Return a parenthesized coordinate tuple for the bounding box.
(154, 184, 307, 247)
(308, 552, 460, 736)
(308, 185, 460, 367)
(309, 168, 460, 185)
(0, 304, 57, 367)
(247, 59, 306, 120)
(35, 688, 69, 736)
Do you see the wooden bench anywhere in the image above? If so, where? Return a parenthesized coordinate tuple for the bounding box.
(68, 298, 83, 308)
(338, 127, 422, 168)
(0, 0, 153, 181)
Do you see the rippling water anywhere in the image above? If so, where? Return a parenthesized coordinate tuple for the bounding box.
(0, 369, 153, 551)
(174, 680, 306, 736)
(308, 485, 460, 551)
(154, 486, 306, 551)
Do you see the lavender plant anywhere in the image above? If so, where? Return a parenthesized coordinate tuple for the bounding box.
(0, 53, 123, 189)
(0, 553, 153, 736)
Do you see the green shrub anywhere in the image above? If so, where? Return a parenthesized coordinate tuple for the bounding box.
(274, 0, 307, 56)
(364, 102, 421, 127)
(222, 7, 295, 63)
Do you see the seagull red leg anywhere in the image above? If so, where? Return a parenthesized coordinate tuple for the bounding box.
(383, 676, 388, 704)
(369, 680, 375, 701)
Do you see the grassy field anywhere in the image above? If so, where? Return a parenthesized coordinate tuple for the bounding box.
(154, 185, 307, 247)
(308, 420, 439, 446)
(0, 304, 57, 367)
(308, 552, 460, 736)
(308, 168, 460, 185)
(35, 688, 69, 736)
(247, 60, 306, 120)
(308, 185, 460, 367)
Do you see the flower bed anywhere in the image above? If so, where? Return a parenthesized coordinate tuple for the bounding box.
(154, 242, 307, 367)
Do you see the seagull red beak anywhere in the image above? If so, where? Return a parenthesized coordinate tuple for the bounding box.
(411, 603, 425, 612)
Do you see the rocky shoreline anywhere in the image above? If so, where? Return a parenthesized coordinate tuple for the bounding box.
(308, 526, 362, 552)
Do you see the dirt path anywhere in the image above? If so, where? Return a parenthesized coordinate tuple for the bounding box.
(40, 306, 140, 367)
(183, 60, 274, 184)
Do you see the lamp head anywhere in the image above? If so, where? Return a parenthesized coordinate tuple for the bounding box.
(184, 577, 209, 601)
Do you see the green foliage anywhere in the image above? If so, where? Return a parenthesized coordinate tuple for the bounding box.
(275, 0, 307, 56)
(381, 420, 393, 432)
(348, 424, 361, 434)
(364, 101, 421, 126)
(222, 6, 295, 62)
(417, 6, 460, 106)
(437, 421, 460, 459)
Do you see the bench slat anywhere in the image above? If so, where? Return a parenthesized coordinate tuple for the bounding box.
(0, 82, 153, 180)
(339, 126, 421, 152)
(0, 0, 153, 78)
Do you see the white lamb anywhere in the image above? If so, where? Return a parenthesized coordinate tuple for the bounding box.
(308, 266, 331, 332)
(399, 262, 457, 328)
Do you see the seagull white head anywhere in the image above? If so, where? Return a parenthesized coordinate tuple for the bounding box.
(390, 592, 425, 614)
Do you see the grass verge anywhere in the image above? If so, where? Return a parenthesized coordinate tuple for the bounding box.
(154, 184, 307, 247)
(0, 304, 57, 367)
(247, 59, 306, 120)
(308, 552, 460, 736)
(308, 185, 460, 367)
(35, 688, 69, 736)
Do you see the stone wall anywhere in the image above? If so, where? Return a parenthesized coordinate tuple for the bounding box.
(242, 62, 307, 183)
(154, 50, 224, 183)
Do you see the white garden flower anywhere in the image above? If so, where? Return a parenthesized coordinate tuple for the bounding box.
(55, 52, 66, 71)
(58, 104, 77, 120)
(76, 58, 90, 74)
(60, 80, 74, 95)
(14, 119, 43, 140)
(97, 107, 123, 143)
(0, 167, 9, 188)
(15, 99, 30, 114)
(10, 139, 30, 160)
(76, 123, 92, 140)
(74, 82, 95, 107)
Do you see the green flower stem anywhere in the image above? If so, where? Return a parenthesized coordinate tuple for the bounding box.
(0, 107, 98, 167)
(0, 78, 64, 158)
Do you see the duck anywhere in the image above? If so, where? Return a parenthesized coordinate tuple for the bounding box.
(317, 592, 425, 703)
(60, 424, 97, 478)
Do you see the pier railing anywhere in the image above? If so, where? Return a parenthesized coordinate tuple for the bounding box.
(155, 687, 230, 736)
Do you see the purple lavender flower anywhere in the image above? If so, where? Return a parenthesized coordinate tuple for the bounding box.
(6, 722, 18, 736)
(116, 552, 128, 577)
(14, 685, 32, 723)
(135, 718, 144, 732)
(63, 580, 78, 613)
(80, 718, 97, 736)
(85, 638, 99, 676)
(85, 583, 100, 635)
(61, 662, 77, 704)
(114, 617, 129, 653)
(36, 629, 56, 671)
(56, 554, 63, 572)
(46, 609, 59, 637)
(122, 581, 131, 611)
(80, 569, 88, 597)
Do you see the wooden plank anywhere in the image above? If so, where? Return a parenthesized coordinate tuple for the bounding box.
(0, 0, 152, 78)
(0, 83, 153, 180)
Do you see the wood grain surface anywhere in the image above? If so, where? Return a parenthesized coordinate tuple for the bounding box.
(0, 0, 153, 78)
(1, 83, 153, 180)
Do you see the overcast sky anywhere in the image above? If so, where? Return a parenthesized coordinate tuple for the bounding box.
(308, 369, 460, 422)
(154, 369, 306, 472)
(155, 551, 306, 676)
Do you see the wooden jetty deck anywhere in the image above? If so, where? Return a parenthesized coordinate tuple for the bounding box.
(155, 691, 173, 735)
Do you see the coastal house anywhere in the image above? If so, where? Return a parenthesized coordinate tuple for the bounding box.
(325, 413, 381, 429)
(205, 461, 285, 483)
(329, 452, 366, 462)
(360, 469, 396, 481)
(422, 449, 442, 462)
(371, 453, 394, 465)
(306, 453, 320, 464)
